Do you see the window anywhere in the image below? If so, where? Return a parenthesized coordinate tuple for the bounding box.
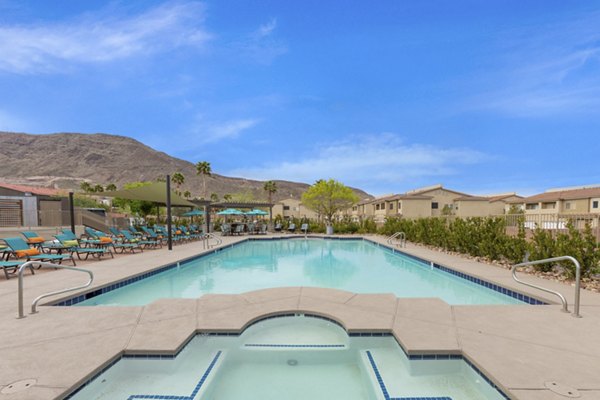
(398, 201, 402, 209)
(283, 206, 290, 210)
(375, 204, 380, 210)
(593, 201, 599, 209)
(542, 202, 556, 209)
(564, 202, 575, 210)
(389, 203, 394, 210)
(431, 202, 439, 209)
(525, 203, 539, 210)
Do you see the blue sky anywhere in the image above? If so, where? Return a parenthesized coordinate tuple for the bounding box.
(1, 1, 599, 196)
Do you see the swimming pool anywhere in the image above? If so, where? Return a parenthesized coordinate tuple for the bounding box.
(74, 238, 530, 306)
(67, 315, 507, 400)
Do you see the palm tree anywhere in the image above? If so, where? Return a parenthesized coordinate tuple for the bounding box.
(171, 172, 185, 190)
(210, 193, 219, 202)
(93, 184, 104, 193)
(223, 194, 232, 201)
(80, 181, 92, 193)
(105, 183, 117, 191)
(264, 180, 277, 204)
(183, 190, 191, 199)
(195, 161, 212, 199)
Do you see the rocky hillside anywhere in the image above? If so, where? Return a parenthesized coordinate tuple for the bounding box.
(0, 132, 372, 202)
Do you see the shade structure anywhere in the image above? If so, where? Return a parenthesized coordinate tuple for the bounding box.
(101, 182, 196, 207)
(183, 209, 205, 216)
(217, 208, 243, 215)
(245, 209, 268, 216)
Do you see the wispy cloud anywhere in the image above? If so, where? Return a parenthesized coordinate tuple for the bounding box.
(227, 134, 484, 193)
(0, 1, 210, 74)
(189, 116, 260, 144)
(234, 18, 287, 64)
(465, 9, 600, 117)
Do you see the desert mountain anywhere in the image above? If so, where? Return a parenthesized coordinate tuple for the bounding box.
(0, 132, 372, 202)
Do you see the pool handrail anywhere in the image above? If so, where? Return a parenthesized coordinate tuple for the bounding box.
(387, 232, 406, 248)
(511, 255, 581, 318)
(204, 232, 222, 249)
(17, 261, 94, 319)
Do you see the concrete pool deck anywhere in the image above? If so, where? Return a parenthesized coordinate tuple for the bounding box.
(0, 234, 598, 400)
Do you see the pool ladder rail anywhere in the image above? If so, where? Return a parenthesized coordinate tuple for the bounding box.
(387, 232, 406, 248)
(512, 254, 581, 318)
(16, 261, 94, 319)
(203, 233, 222, 249)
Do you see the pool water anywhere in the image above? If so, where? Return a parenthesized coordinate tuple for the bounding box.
(78, 239, 523, 306)
(68, 316, 506, 400)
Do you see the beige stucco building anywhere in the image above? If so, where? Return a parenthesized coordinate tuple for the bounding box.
(272, 198, 319, 220)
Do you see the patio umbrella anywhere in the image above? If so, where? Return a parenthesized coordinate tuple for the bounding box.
(183, 209, 205, 216)
(245, 209, 268, 216)
(217, 208, 244, 215)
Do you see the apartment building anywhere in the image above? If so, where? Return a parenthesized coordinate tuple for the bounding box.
(272, 197, 318, 220)
(519, 185, 600, 215)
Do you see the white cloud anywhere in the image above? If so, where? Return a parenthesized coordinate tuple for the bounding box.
(256, 18, 278, 38)
(190, 117, 260, 144)
(464, 10, 600, 117)
(227, 134, 484, 192)
(0, 1, 211, 74)
(234, 18, 287, 65)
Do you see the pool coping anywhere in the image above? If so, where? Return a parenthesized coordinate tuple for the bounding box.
(49, 236, 547, 307)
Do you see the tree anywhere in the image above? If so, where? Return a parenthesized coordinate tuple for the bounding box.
(223, 194, 232, 201)
(80, 181, 92, 193)
(183, 190, 191, 199)
(263, 180, 277, 204)
(105, 183, 117, 191)
(195, 161, 212, 199)
(93, 184, 104, 193)
(210, 193, 219, 202)
(112, 181, 155, 217)
(301, 179, 359, 224)
(171, 172, 185, 190)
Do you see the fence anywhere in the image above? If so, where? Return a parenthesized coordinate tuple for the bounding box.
(0, 208, 130, 231)
(496, 213, 599, 242)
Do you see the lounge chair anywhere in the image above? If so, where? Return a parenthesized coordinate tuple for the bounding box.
(1, 260, 34, 280)
(109, 227, 124, 238)
(61, 228, 99, 247)
(54, 234, 112, 260)
(85, 227, 140, 253)
(221, 224, 232, 236)
(301, 223, 309, 234)
(288, 223, 296, 233)
(274, 223, 282, 232)
(233, 224, 245, 235)
(121, 230, 161, 249)
(258, 223, 268, 235)
(21, 231, 47, 248)
(141, 227, 167, 244)
(2, 237, 76, 266)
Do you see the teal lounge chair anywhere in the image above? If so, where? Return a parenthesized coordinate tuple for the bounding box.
(2, 237, 76, 266)
(121, 230, 161, 249)
(287, 223, 296, 233)
(85, 228, 140, 253)
(54, 234, 113, 260)
(20, 231, 48, 247)
(1, 260, 34, 280)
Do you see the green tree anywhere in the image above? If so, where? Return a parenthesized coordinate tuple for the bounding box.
(93, 184, 104, 193)
(195, 161, 212, 199)
(112, 181, 155, 217)
(301, 179, 359, 224)
(171, 172, 185, 190)
(223, 194, 232, 201)
(183, 190, 192, 199)
(105, 183, 117, 191)
(80, 181, 92, 193)
(210, 193, 219, 202)
(264, 180, 277, 204)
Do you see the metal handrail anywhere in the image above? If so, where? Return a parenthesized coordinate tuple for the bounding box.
(17, 261, 94, 319)
(512, 255, 581, 318)
(203, 233, 223, 249)
(387, 232, 406, 247)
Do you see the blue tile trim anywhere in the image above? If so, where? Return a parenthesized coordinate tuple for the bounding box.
(366, 350, 452, 400)
(245, 343, 345, 348)
(127, 350, 221, 400)
(361, 238, 547, 306)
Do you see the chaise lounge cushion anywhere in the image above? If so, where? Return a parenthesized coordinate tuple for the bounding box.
(16, 248, 41, 258)
(27, 237, 45, 244)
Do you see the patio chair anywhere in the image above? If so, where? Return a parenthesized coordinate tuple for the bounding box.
(221, 224, 232, 236)
(234, 224, 245, 235)
(54, 234, 112, 261)
(109, 227, 124, 238)
(87, 227, 140, 253)
(301, 223, 309, 234)
(288, 223, 296, 233)
(258, 224, 268, 235)
(61, 228, 99, 247)
(1, 260, 34, 280)
(2, 237, 76, 266)
(274, 223, 282, 232)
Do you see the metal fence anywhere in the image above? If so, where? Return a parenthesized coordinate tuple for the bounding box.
(0, 209, 130, 231)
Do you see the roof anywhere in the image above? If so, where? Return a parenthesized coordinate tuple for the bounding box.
(406, 184, 470, 197)
(389, 194, 433, 200)
(0, 182, 65, 196)
(487, 193, 523, 202)
(523, 187, 600, 203)
(454, 196, 489, 202)
(101, 182, 196, 207)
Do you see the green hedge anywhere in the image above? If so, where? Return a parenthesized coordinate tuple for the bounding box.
(380, 216, 599, 278)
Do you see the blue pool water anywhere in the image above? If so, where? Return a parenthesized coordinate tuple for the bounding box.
(77, 239, 524, 306)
